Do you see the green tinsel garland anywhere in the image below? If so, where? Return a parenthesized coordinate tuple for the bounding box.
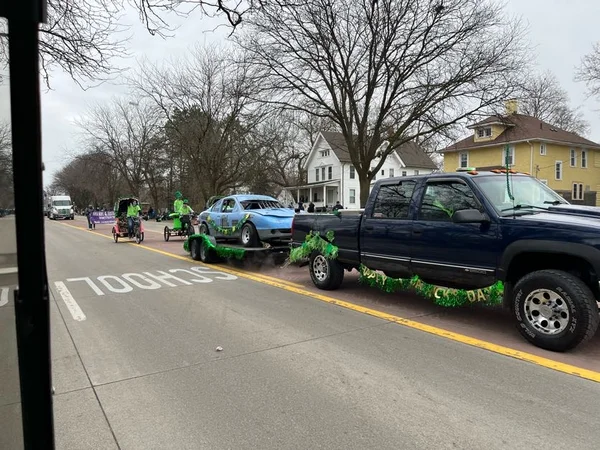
(288, 231, 504, 307)
(205, 213, 251, 236)
(184, 234, 246, 260)
(288, 230, 338, 263)
(358, 265, 504, 307)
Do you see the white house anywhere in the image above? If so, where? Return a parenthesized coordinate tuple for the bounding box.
(284, 131, 438, 209)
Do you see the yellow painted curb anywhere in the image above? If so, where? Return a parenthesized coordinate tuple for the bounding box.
(55, 221, 600, 383)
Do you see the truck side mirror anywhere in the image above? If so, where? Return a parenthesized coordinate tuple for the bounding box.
(452, 209, 489, 224)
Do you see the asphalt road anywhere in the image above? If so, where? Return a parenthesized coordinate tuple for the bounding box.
(2, 218, 600, 449)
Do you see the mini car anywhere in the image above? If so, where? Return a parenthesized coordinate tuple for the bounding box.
(197, 195, 295, 247)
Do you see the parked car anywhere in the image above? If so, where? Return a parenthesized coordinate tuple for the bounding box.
(291, 169, 600, 353)
(198, 194, 295, 247)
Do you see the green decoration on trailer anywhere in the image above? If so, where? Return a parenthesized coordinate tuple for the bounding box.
(184, 234, 246, 260)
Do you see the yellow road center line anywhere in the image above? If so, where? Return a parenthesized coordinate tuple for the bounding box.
(56, 221, 600, 383)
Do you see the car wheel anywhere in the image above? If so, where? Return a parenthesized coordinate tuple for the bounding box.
(309, 251, 344, 290)
(240, 223, 259, 248)
(513, 269, 599, 352)
(163, 226, 170, 242)
(199, 223, 209, 235)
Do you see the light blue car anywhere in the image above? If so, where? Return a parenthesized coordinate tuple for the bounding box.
(198, 195, 295, 247)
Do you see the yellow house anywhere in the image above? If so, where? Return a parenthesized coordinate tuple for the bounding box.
(442, 111, 600, 205)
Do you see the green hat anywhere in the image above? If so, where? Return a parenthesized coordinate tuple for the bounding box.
(183, 199, 189, 204)
(175, 191, 182, 198)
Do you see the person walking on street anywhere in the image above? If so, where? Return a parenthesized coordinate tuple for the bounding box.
(85, 205, 94, 230)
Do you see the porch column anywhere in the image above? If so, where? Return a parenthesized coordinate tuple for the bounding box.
(323, 185, 327, 207)
(296, 189, 300, 203)
(309, 187, 313, 203)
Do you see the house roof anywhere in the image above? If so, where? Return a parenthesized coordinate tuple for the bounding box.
(319, 131, 437, 169)
(443, 114, 600, 153)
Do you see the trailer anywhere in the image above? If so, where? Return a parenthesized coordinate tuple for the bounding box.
(184, 233, 289, 266)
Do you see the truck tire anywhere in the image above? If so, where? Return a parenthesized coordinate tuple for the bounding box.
(512, 269, 599, 352)
(309, 251, 344, 290)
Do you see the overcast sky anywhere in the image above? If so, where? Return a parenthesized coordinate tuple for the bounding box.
(1, 0, 600, 187)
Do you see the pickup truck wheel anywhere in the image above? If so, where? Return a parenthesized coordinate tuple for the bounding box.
(513, 269, 599, 352)
(309, 251, 344, 290)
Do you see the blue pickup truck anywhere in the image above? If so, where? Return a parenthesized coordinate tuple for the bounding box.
(291, 170, 600, 352)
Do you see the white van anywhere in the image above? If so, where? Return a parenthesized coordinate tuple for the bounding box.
(48, 195, 74, 220)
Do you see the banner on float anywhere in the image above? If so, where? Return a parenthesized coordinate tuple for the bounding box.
(90, 211, 115, 224)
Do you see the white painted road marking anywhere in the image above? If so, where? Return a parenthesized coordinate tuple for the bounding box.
(0, 287, 8, 307)
(0, 267, 18, 275)
(61, 267, 238, 298)
(54, 281, 86, 321)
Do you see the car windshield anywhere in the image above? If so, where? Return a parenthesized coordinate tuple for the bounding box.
(52, 200, 71, 206)
(241, 200, 283, 210)
(472, 175, 568, 215)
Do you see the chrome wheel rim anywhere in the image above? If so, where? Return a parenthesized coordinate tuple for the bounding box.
(312, 255, 328, 282)
(524, 288, 570, 335)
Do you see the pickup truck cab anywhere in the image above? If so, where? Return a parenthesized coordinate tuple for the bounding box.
(291, 170, 600, 352)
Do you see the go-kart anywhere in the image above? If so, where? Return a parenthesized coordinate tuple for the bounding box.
(163, 212, 195, 241)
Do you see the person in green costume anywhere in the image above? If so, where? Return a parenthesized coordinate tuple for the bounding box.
(173, 191, 184, 214)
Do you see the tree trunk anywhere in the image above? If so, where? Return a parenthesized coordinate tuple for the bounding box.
(359, 172, 372, 208)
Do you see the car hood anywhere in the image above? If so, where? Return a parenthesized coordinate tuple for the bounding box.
(515, 208, 600, 228)
(547, 204, 600, 218)
(247, 208, 295, 218)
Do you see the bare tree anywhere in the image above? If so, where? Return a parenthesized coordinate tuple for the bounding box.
(76, 98, 165, 199)
(238, 0, 529, 206)
(518, 71, 589, 135)
(51, 150, 124, 209)
(0, 1, 130, 88)
(576, 42, 600, 99)
(0, 120, 12, 207)
(128, 44, 266, 204)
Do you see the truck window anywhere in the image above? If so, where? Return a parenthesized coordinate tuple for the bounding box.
(419, 181, 481, 221)
(371, 181, 416, 219)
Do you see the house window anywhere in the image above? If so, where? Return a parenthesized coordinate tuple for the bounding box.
(389, 168, 394, 177)
(539, 179, 548, 185)
(320, 150, 330, 157)
(477, 127, 492, 138)
(502, 146, 515, 166)
(402, 171, 407, 176)
(414, 170, 419, 175)
(540, 143, 546, 155)
(349, 166, 355, 179)
(315, 168, 320, 182)
(321, 167, 325, 180)
(459, 152, 469, 168)
(349, 188, 356, 204)
(555, 161, 563, 180)
(570, 149, 577, 167)
(572, 183, 584, 201)
(581, 150, 588, 168)
(381, 169, 385, 176)
(328, 166, 332, 180)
